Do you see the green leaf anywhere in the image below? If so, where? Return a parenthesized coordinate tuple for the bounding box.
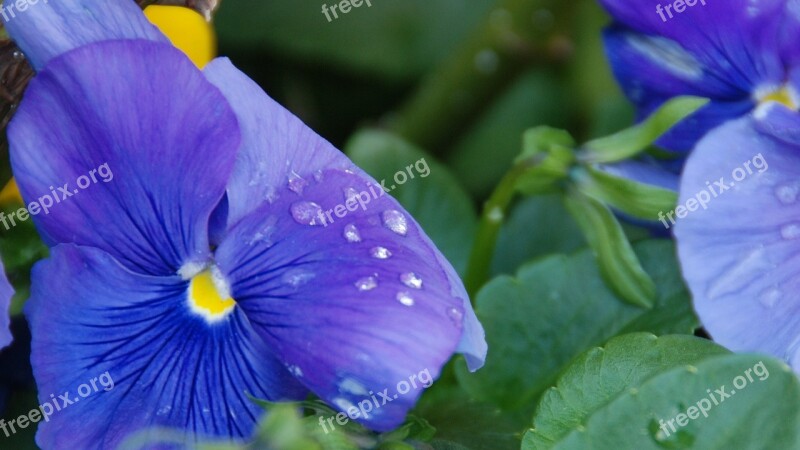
(523, 333, 729, 450)
(575, 166, 677, 222)
(564, 190, 656, 308)
(524, 354, 800, 449)
(455, 240, 697, 413)
(490, 195, 585, 277)
(215, 0, 494, 81)
(345, 129, 477, 276)
(514, 127, 575, 196)
(580, 96, 708, 164)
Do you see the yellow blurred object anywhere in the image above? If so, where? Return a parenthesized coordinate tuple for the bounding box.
(144, 5, 216, 68)
(0, 178, 22, 206)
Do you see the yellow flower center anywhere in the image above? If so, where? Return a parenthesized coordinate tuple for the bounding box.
(144, 5, 216, 68)
(757, 87, 798, 109)
(188, 270, 236, 322)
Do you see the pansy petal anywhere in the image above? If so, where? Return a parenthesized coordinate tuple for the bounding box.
(3, 0, 168, 71)
(599, 0, 787, 85)
(602, 25, 757, 151)
(674, 106, 800, 366)
(215, 169, 483, 431)
(26, 244, 307, 449)
(8, 40, 239, 276)
(0, 260, 12, 349)
(202, 58, 355, 227)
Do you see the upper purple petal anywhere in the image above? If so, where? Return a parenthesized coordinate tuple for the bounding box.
(0, 260, 13, 349)
(674, 104, 800, 368)
(3, 0, 167, 71)
(202, 58, 356, 228)
(26, 244, 307, 449)
(8, 40, 240, 276)
(600, 0, 797, 151)
(215, 169, 483, 431)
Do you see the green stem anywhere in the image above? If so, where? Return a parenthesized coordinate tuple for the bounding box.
(385, 0, 573, 155)
(464, 163, 528, 297)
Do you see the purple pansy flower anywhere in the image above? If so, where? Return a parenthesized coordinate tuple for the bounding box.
(673, 103, 800, 371)
(0, 260, 13, 350)
(6, 0, 486, 447)
(599, 0, 800, 154)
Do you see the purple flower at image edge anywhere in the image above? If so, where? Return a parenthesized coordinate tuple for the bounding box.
(3, 1, 487, 448)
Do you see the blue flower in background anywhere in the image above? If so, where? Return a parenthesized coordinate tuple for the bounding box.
(6, 1, 486, 447)
(599, 0, 800, 154)
(673, 103, 800, 372)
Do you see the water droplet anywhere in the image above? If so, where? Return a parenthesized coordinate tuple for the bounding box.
(314, 170, 324, 182)
(288, 171, 308, 195)
(782, 223, 800, 240)
(397, 291, 415, 306)
(488, 207, 504, 223)
(371, 247, 392, 259)
(248, 216, 278, 246)
(344, 224, 361, 243)
(382, 210, 408, 236)
(776, 183, 800, 204)
(447, 307, 463, 326)
(290, 201, 323, 226)
(288, 365, 303, 377)
(339, 378, 369, 396)
(344, 187, 360, 202)
(282, 268, 315, 288)
(355, 276, 378, 292)
(264, 186, 279, 204)
(760, 288, 782, 308)
(12, 50, 24, 60)
(156, 405, 172, 416)
(474, 49, 499, 75)
(401, 272, 423, 289)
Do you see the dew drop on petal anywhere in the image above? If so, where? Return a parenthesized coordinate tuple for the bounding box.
(288, 171, 308, 195)
(401, 272, 423, 289)
(447, 307, 464, 326)
(760, 288, 782, 308)
(355, 276, 378, 292)
(290, 201, 323, 226)
(371, 246, 392, 259)
(339, 378, 369, 396)
(382, 210, 408, 236)
(314, 170, 324, 182)
(344, 224, 361, 243)
(282, 268, 315, 287)
(156, 405, 172, 417)
(344, 187, 360, 203)
(288, 365, 303, 377)
(397, 291, 415, 306)
(776, 183, 800, 205)
(782, 222, 800, 240)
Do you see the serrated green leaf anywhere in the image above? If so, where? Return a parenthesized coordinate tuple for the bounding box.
(523, 333, 729, 450)
(455, 240, 697, 412)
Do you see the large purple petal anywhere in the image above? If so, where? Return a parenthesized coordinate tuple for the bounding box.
(215, 169, 483, 431)
(202, 58, 355, 228)
(0, 260, 12, 349)
(8, 40, 240, 276)
(674, 104, 800, 368)
(26, 244, 307, 449)
(3, 0, 167, 71)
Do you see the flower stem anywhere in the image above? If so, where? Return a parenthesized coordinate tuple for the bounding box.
(464, 163, 529, 297)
